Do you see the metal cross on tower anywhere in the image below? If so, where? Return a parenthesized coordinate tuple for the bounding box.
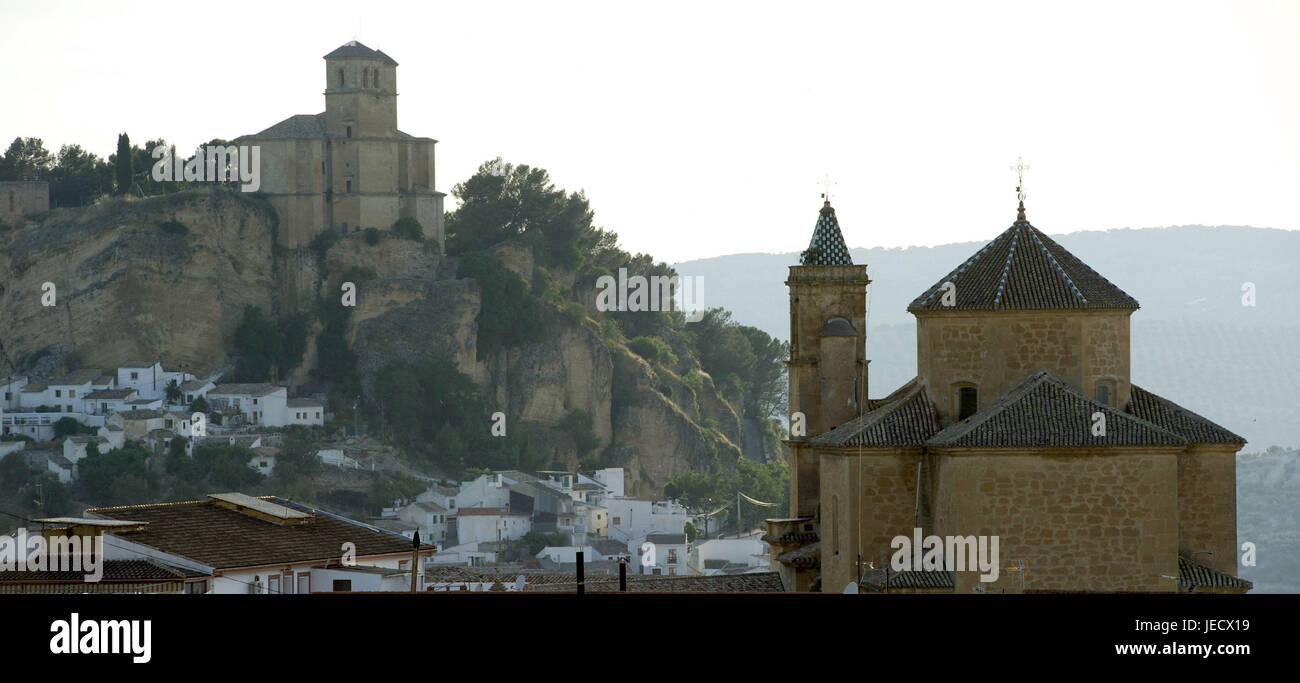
(1010, 156, 1030, 203)
(820, 174, 837, 203)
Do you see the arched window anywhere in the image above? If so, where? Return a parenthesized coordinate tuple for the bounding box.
(957, 386, 978, 420)
(1095, 379, 1116, 406)
(363, 69, 368, 88)
(338, 68, 344, 87)
(374, 69, 380, 88)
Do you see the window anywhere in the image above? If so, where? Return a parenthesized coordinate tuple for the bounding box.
(252, 398, 258, 405)
(338, 68, 344, 87)
(1095, 380, 1116, 407)
(612, 517, 621, 525)
(69, 390, 76, 398)
(185, 581, 206, 594)
(4, 392, 10, 401)
(268, 575, 280, 594)
(296, 573, 310, 595)
(363, 69, 368, 88)
(346, 125, 352, 138)
(131, 372, 139, 380)
(55, 390, 62, 397)
(333, 579, 352, 592)
(667, 548, 678, 564)
(65, 405, 72, 412)
(346, 180, 352, 193)
(958, 386, 978, 420)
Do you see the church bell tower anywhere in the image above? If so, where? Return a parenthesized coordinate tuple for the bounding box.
(785, 199, 869, 518)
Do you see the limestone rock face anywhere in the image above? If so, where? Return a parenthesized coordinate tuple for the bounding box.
(0, 188, 277, 376)
(2, 194, 756, 496)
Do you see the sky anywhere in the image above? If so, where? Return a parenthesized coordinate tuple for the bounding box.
(2, 0, 1298, 263)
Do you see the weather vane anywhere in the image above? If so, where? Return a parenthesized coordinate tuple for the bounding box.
(820, 174, 837, 203)
(1010, 156, 1030, 203)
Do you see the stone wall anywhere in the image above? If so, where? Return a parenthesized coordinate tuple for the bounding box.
(818, 448, 924, 593)
(1178, 445, 1239, 575)
(916, 310, 1131, 424)
(932, 448, 1181, 593)
(1, 181, 49, 222)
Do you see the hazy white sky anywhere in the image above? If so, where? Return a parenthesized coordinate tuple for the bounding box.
(2, 0, 1297, 262)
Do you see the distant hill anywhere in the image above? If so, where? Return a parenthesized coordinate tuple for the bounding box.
(675, 225, 1300, 451)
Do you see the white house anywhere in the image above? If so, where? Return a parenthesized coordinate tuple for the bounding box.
(116, 361, 166, 399)
(0, 376, 27, 410)
(689, 536, 771, 574)
(180, 379, 216, 406)
(286, 398, 325, 426)
(605, 498, 691, 542)
(248, 446, 279, 476)
(44, 369, 101, 414)
(455, 472, 512, 509)
(638, 532, 689, 576)
(456, 507, 531, 545)
(397, 501, 451, 546)
(207, 383, 288, 427)
(89, 492, 433, 594)
(82, 388, 138, 416)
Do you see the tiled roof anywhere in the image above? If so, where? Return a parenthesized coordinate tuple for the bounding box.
(180, 380, 213, 391)
(242, 112, 323, 140)
(927, 372, 1187, 448)
(908, 218, 1139, 312)
(811, 380, 938, 447)
(457, 507, 509, 516)
(1179, 557, 1252, 591)
(645, 533, 686, 545)
(860, 567, 955, 591)
(1126, 385, 1245, 445)
(89, 497, 421, 570)
(117, 409, 165, 420)
(762, 531, 818, 544)
(801, 202, 853, 266)
(530, 572, 785, 593)
(591, 539, 630, 556)
(775, 541, 820, 568)
(0, 559, 206, 584)
(85, 389, 135, 400)
(324, 40, 398, 65)
(210, 383, 282, 397)
(287, 398, 324, 407)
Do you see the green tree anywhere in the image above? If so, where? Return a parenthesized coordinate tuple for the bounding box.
(77, 443, 158, 505)
(165, 379, 183, 404)
(446, 158, 602, 268)
(0, 137, 53, 181)
(456, 252, 544, 358)
(48, 144, 112, 207)
(114, 132, 133, 195)
(53, 416, 81, 438)
(232, 305, 283, 381)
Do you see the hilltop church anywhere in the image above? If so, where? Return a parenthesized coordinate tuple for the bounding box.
(765, 189, 1251, 594)
(236, 41, 445, 251)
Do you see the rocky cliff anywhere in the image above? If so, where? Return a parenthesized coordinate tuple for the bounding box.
(0, 188, 749, 494)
